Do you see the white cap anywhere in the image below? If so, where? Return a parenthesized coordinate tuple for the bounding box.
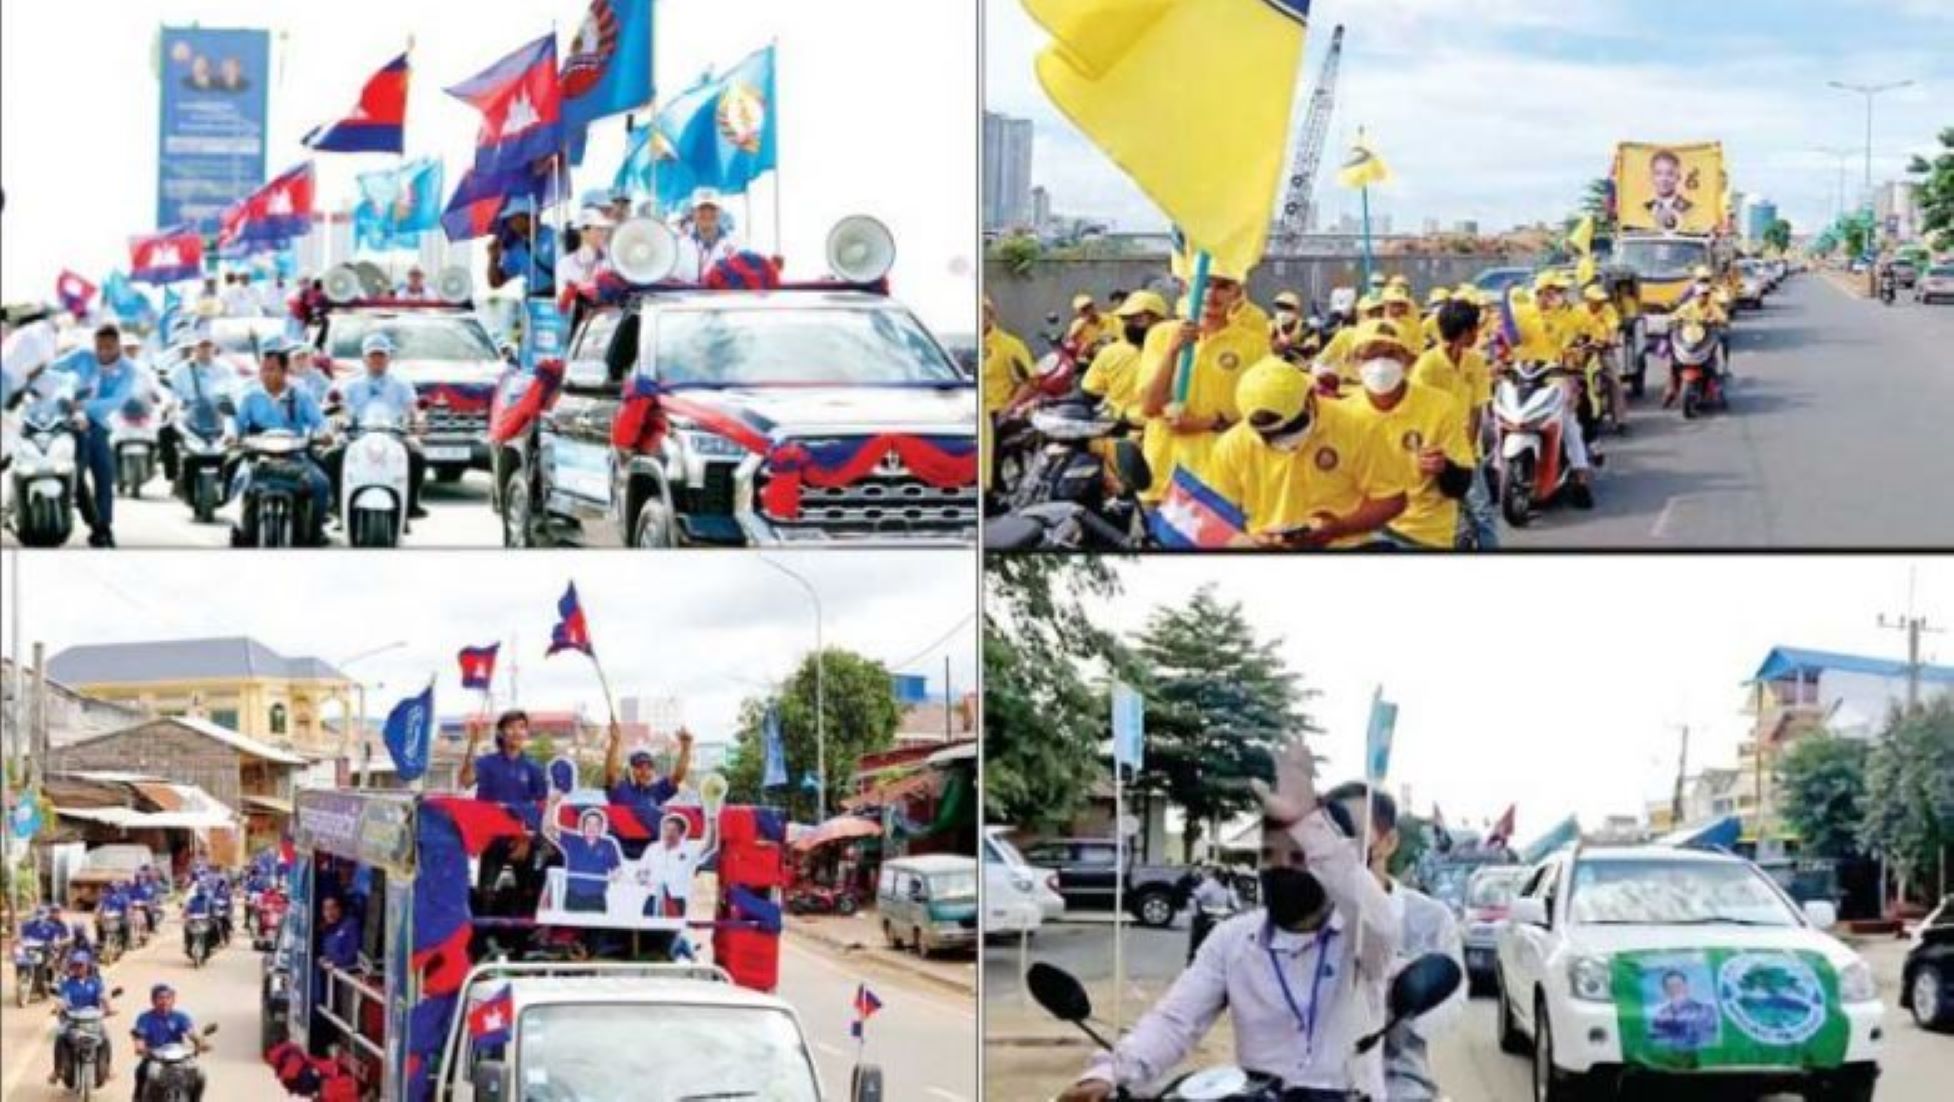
(575, 208, 615, 230)
(360, 332, 395, 356)
(687, 187, 724, 212)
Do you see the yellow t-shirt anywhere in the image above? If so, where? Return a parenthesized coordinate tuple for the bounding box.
(1065, 314, 1108, 354)
(1136, 303, 1271, 502)
(1410, 344, 1491, 450)
(982, 327, 1034, 414)
(1080, 338, 1145, 425)
(1346, 381, 1472, 549)
(1314, 325, 1362, 386)
(1205, 396, 1407, 544)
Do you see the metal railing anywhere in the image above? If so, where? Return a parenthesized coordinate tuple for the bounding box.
(318, 962, 388, 1063)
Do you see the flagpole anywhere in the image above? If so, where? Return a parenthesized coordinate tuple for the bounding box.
(770, 37, 781, 260)
(1356, 687, 1379, 964)
(1113, 756, 1125, 1043)
(1172, 252, 1211, 405)
(1359, 184, 1374, 288)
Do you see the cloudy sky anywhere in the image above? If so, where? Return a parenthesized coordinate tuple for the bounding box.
(1069, 555, 1951, 844)
(0, 550, 977, 750)
(988, 0, 1952, 237)
(0, 0, 976, 333)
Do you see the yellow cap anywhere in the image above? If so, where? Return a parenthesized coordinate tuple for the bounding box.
(1582, 284, 1609, 303)
(1426, 288, 1452, 306)
(1350, 319, 1415, 360)
(1114, 290, 1170, 319)
(1455, 284, 1480, 302)
(1273, 290, 1303, 311)
(1381, 285, 1416, 308)
(1072, 293, 1096, 311)
(1236, 357, 1313, 425)
(1386, 273, 1411, 288)
(1357, 293, 1383, 314)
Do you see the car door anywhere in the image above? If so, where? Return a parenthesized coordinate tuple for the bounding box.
(540, 309, 631, 541)
(1503, 859, 1559, 1029)
(1070, 842, 1120, 912)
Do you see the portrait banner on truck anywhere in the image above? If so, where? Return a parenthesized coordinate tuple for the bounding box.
(1611, 947, 1850, 1071)
(1612, 141, 1727, 235)
(533, 777, 725, 932)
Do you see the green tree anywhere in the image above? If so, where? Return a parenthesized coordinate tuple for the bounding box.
(1762, 218, 1793, 254)
(1777, 735, 1869, 858)
(723, 648, 902, 823)
(1391, 814, 1432, 880)
(982, 556, 1125, 832)
(987, 234, 1045, 277)
(1576, 177, 1617, 237)
(1127, 585, 1317, 861)
(1861, 697, 1954, 904)
(1909, 127, 1954, 253)
(1840, 211, 1875, 259)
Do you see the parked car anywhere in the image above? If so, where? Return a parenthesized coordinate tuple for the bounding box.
(983, 827, 1064, 937)
(1915, 264, 1954, 305)
(1460, 864, 1529, 994)
(1494, 844, 1881, 1102)
(1017, 837, 1192, 927)
(1902, 894, 1954, 1033)
(877, 854, 979, 957)
(1889, 258, 1920, 289)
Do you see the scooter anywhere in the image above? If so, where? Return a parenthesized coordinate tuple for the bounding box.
(1029, 953, 1462, 1100)
(338, 405, 412, 548)
(138, 1023, 217, 1102)
(252, 888, 289, 952)
(989, 402, 1151, 550)
(1491, 362, 1586, 527)
(1879, 274, 1897, 305)
(787, 883, 861, 917)
(170, 399, 232, 524)
(54, 986, 123, 1100)
(108, 396, 161, 498)
(1670, 319, 1729, 420)
(184, 915, 212, 968)
(8, 385, 82, 548)
(13, 939, 53, 1007)
(231, 430, 324, 548)
(95, 910, 127, 966)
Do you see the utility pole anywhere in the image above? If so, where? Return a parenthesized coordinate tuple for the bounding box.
(943, 656, 953, 743)
(1827, 80, 1915, 214)
(1670, 723, 1691, 827)
(1877, 568, 1943, 713)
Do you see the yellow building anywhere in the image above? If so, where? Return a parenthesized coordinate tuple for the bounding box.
(47, 637, 357, 754)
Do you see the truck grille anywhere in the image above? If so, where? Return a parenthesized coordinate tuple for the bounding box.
(425, 406, 489, 440)
(418, 383, 494, 442)
(758, 442, 977, 540)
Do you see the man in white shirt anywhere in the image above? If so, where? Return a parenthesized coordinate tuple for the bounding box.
(671, 188, 741, 283)
(556, 209, 613, 292)
(395, 266, 434, 301)
(220, 273, 259, 317)
(633, 812, 717, 920)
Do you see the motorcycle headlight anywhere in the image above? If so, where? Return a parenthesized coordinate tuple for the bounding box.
(1838, 958, 1878, 1004)
(675, 428, 748, 459)
(1567, 954, 1613, 1003)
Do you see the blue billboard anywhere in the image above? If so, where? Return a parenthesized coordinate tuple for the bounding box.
(157, 26, 270, 233)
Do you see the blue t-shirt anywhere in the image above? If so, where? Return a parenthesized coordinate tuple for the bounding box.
(131, 1008, 195, 1048)
(608, 776, 678, 821)
(59, 974, 105, 1009)
(183, 892, 210, 916)
(474, 751, 547, 805)
(234, 384, 325, 436)
(320, 917, 361, 970)
(559, 833, 622, 882)
(22, 918, 64, 942)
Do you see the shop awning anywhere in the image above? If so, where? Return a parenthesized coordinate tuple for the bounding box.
(841, 769, 940, 812)
(55, 806, 237, 830)
(242, 795, 295, 816)
(791, 815, 884, 852)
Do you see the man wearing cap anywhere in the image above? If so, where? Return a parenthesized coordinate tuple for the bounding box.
(604, 722, 694, 821)
(1413, 299, 1498, 548)
(557, 208, 615, 291)
(232, 341, 332, 545)
(1064, 294, 1109, 359)
(1269, 291, 1317, 365)
(1344, 319, 1474, 549)
(1577, 284, 1629, 431)
(287, 342, 331, 406)
(1134, 268, 1269, 503)
(486, 195, 559, 297)
(1082, 290, 1168, 427)
(328, 332, 427, 519)
(50, 947, 115, 1085)
(672, 188, 741, 283)
(1506, 298, 1597, 506)
(1313, 294, 1388, 390)
(161, 328, 235, 482)
(981, 297, 1036, 490)
(130, 984, 205, 1101)
(51, 323, 141, 546)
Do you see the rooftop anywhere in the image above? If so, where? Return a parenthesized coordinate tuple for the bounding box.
(1752, 645, 1954, 686)
(61, 715, 309, 766)
(47, 637, 349, 686)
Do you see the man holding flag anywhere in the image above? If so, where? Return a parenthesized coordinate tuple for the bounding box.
(458, 710, 546, 805)
(1132, 271, 1269, 506)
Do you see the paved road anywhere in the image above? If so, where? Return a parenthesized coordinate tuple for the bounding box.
(782, 935, 978, 1102)
(1, 468, 500, 548)
(1505, 275, 1954, 548)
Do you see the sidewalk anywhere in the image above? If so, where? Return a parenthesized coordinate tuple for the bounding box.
(785, 906, 976, 997)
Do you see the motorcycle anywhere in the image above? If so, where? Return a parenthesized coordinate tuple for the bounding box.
(987, 404, 1152, 551)
(786, 883, 860, 917)
(1029, 953, 1462, 1100)
(139, 1023, 217, 1102)
(252, 889, 289, 952)
(1670, 319, 1729, 420)
(170, 398, 232, 524)
(184, 915, 213, 968)
(131, 901, 158, 948)
(108, 396, 161, 498)
(54, 987, 122, 1100)
(95, 910, 127, 966)
(8, 385, 82, 548)
(337, 405, 412, 548)
(1879, 274, 1897, 305)
(231, 430, 323, 548)
(13, 938, 53, 1007)
(1491, 362, 1585, 528)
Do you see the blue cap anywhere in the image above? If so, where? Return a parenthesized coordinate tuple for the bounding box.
(360, 333, 395, 356)
(628, 750, 655, 767)
(70, 949, 92, 966)
(151, 983, 174, 999)
(500, 194, 537, 220)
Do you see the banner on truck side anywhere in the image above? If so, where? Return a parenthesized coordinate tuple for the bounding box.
(1612, 142, 1727, 235)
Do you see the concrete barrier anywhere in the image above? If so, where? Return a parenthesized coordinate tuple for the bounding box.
(985, 253, 1544, 340)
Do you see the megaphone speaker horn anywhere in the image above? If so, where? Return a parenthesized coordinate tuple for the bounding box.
(324, 265, 364, 305)
(827, 215, 896, 284)
(611, 217, 679, 285)
(435, 266, 473, 304)
(354, 262, 390, 297)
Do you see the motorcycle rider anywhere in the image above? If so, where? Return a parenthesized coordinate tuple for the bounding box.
(51, 323, 141, 546)
(1134, 269, 1269, 505)
(1576, 284, 1629, 433)
(1504, 296, 1596, 508)
(981, 297, 1035, 491)
(1186, 865, 1241, 963)
(23, 904, 68, 946)
(1206, 343, 1409, 548)
(49, 948, 115, 1086)
(603, 722, 694, 823)
(231, 342, 331, 546)
(209, 874, 234, 946)
(162, 329, 235, 483)
(129, 869, 161, 942)
(1411, 300, 1497, 549)
(130, 984, 206, 1102)
(180, 879, 214, 959)
(327, 332, 426, 520)
(286, 343, 331, 407)
(1080, 290, 1169, 428)
(95, 881, 132, 952)
(1058, 737, 1400, 1101)
(1664, 267, 1731, 407)
(1064, 293, 1110, 360)
(1344, 322, 1473, 550)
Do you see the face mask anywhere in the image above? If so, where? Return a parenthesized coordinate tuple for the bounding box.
(1122, 323, 1151, 346)
(1360, 357, 1405, 395)
(1260, 866, 1328, 931)
(1258, 410, 1313, 452)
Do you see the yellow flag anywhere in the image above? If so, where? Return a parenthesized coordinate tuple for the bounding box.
(1024, 0, 1310, 277)
(1568, 215, 1595, 257)
(1337, 130, 1391, 189)
(1576, 254, 1598, 287)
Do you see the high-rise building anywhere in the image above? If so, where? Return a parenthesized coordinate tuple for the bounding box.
(1875, 181, 1920, 240)
(1421, 217, 1440, 235)
(1453, 220, 1480, 236)
(983, 111, 1035, 231)
(1031, 185, 1052, 230)
(1742, 197, 1778, 245)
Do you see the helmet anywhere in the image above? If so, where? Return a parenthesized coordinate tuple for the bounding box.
(1236, 357, 1312, 428)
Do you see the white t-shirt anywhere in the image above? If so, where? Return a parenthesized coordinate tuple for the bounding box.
(637, 839, 706, 902)
(671, 231, 741, 284)
(221, 286, 260, 317)
(556, 246, 609, 291)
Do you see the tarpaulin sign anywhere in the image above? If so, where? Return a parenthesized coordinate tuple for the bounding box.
(157, 27, 271, 233)
(1611, 141, 1728, 236)
(1611, 948, 1849, 1071)
(521, 298, 569, 371)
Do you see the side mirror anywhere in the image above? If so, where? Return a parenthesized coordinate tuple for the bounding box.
(850, 1063, 885, 1102)
(1026, 962, 1092, 1023)
(201, 1023, 219, 1036)
(1507, 897, 1549, 928)
(1356, 952, 1463, 1054)
(1802, 900, 1838, 930)
(110, 987, 124, 998)
(471, 1059, 507, 1102)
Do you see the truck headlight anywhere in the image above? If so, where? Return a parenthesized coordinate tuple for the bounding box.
(1839, 958, 1878, 1004)
(1567, 954, 1612, 1003)
(676, 428, 748, 460)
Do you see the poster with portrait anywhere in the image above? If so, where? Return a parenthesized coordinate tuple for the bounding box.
(532, 772, 725, 932)
(157, 27, 271, 233)
(1611, 947, 1850, 1071)
(1613, 142, 1728, 235)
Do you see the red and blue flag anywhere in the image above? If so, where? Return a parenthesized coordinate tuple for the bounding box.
(217, 162, 316, 251)
(440, 160, 561, 243)
(547, 582, 593, 657)
(129, 230, 203, 284)
(54, 271, 96, 317)
(303, 52, 410, 153)
(446, 34, 563, 177)
(465, 984, 514, 1047)
(850, 984, 882, 1039)
(457, 644, 499, 691)
(1147, 467, 1247, 550)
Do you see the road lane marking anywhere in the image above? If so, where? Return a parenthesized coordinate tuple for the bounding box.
(816, 1041, 846, 1058)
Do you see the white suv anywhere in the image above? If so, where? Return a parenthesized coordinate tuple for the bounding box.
(983, 826, 1065, 936)
(1493, 844, 1882, 1102)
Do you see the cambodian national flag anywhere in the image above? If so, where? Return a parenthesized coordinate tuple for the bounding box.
(303, 52, 410, 153)
(129, 230, 204, 285)
(447, 34, 563, 177)
(850, 984, 882, 1039)
(217, 163, 316, 251)
(547, 582, 593, 657)
(466, 984, 514, 1048)
(55, 270, 96, 317)
(458, 644, 499, 691)
(440, 160, 561, 243)
(1147, 467, 1247, 550)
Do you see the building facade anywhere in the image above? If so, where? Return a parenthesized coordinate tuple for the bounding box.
(983, 111, 1034, 231)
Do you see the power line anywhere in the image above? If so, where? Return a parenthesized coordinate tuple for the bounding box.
(885, 612, 976, 672)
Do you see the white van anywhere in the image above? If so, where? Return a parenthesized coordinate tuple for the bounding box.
(983, 826, 1064, 937)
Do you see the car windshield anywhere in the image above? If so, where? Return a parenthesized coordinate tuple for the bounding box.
(326, 315, 498, 362)
(516, 1004, 819, 1102)
(929, 871, 979, 901)
(654, 305, 963, 387)
(1428, 866, 1473, 906)
(1571, 858, 1800, 927)
(1929, 266, 1954, 278)
(1468, 872, 1524, 907)
(1475, 269, 1531, 293)
(987, 833, 1029, 867)
(1616, 239, 1712, 280)
(208, 320, 286, 355)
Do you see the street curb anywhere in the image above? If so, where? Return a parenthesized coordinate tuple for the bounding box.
(987, 1034, 1090, 1049)
(787, 924, 976, 997)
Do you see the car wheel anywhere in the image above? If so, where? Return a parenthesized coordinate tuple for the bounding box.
(1533, 994, 1587, 1102)
(1496, 969, 1529, 1055)
(1913, 964, 1954, 1032)
(633, 495, 676, 549)
(1135, 889, 1175, 928)
(882, 920, 900, 950)
(500, 473, 550, 549)
(912, 928, 926, 957)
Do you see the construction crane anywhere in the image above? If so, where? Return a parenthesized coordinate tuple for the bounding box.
(1274, 24, 1345, 251)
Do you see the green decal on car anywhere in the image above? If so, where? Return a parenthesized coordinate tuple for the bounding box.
(1610, 948, 1849, 1071)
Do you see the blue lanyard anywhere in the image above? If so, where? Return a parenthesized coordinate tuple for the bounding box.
(1267, 921, 1337, 1054)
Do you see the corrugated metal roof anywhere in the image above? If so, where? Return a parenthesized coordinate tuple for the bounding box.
(61, 715, 309, 766)
(46, 636, 348, 685)
(1753, 646, 1954, 685)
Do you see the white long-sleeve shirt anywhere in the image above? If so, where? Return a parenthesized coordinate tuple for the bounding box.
(1084, 809, 1399, 1098)
(1382, 882, 1466, 1100)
